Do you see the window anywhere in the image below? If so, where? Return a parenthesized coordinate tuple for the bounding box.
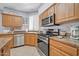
(28, 15, 39, 31)
(23, 17, 29, 24)
(29, 16, 34, 31)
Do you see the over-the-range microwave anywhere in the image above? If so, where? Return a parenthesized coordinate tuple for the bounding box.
(42, 14, 58, 27)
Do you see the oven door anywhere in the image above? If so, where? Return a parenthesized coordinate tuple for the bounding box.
(38, 38, 48, 56)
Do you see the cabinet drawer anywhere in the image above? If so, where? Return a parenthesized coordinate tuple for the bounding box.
(50, 46, 69, 56)
(50, 39, 77, 56)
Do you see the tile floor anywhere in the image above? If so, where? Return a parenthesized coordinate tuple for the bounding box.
(10, 46, 40, 56)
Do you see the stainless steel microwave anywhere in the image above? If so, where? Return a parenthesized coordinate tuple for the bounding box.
(42, 14, 56, 26)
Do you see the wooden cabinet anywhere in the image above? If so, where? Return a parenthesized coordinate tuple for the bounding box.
(49, 38, 79, 56)
(55, 3, 79, 24)
(2, 42, 10, 56)
(24, 33, 37, 46)
(39, 3, 79, 24)
(43, 11, 48, 18)
(50, 46, 69, 56)
(2, 13, 23, 27)
(0, 35, 13, 56)
(39, 4, 55, 26)
(39, 14, 43, 27)
(9, 37, 14, 48)
(0, 49, 2, 56)
(2, 14, 13, 27)
(48, 5, 55, 16)
(2, 39, 12, 56)
(13, 16, 23, 27)
(14, 16, 23, 27)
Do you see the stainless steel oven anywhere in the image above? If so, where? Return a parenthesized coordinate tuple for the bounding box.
(38, 35, 49, 56)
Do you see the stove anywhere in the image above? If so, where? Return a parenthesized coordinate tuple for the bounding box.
(38, 34, 50, 56)
(38, 29, 60, 56)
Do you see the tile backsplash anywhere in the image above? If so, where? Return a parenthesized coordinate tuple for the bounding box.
(40, 20, 79, 33)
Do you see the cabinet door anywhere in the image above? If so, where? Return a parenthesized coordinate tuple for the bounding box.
(9, 38, 14, 48)
(24, 33, 37, 46)
(65, 4, 75, 18)
(30, 36, 37, 46)
(50, 46, 69, 56)
(13, 16, 22, 27)
(2, 43, 10, 56)
(0, 49, 2, 56)
(48, 5, 55, 16)
(24, 34, 30, 45)
(44, 11, 48, 18)
(2, 14, 13, 27)
(55, 3, 75, 23)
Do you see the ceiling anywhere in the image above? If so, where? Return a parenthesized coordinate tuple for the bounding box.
(0, 3, 44, 13)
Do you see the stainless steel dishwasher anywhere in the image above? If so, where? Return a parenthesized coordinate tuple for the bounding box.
(14, 34, 24, 47)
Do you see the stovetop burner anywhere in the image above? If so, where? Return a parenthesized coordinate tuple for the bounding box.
(39, 34, 53, 38)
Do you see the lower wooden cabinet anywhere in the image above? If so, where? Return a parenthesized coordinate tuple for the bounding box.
(2, 40, 11, 56)
(50, 46, 69, 56)
(49, 37, 79, 56)
(0, 38, 13, 56)
(0, 49, 2, 56)
(9, 37, 14, 48)
(24, 33, 37, 46)
(2, 45, 10, 56)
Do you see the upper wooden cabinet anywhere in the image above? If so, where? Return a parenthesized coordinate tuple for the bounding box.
(2, 14, 12, 27)
(39, 4, 55, 20)
(2, 13, 23, 27)
(39, 3, 79, 24)
(13, 16, 23, 27)
(43, 11, 48, 18)
(39, 4, 55, 26)
(55, 3, 79, 24)
(48, 5, 55, 16)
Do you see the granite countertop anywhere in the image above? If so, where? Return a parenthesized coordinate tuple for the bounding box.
(50, 36, 79, 48)
(26, 32, 40, 34)
(0, 31, 40, 35)
(0, 32, 14, 35)
(0, 37, 13, 49)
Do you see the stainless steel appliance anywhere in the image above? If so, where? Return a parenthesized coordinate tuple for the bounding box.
(13, 31, 26, 47)
(14, 34, 24, 47)
(38, 29, 60, 56)
(70, 25, 79, 40)
(38, 34, 49, 56)
(42, 14, 59, 26)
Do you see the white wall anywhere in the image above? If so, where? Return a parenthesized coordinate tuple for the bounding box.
(0, 10, 4, 32)
(38, 3, 53, 15)
(0, 13, 2, 27)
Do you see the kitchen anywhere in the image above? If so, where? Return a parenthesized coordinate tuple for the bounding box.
(0, 3, 79, 56)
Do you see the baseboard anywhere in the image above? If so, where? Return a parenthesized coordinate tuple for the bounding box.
(24, 44, 37, 47)
(12, 45, 25, 48)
